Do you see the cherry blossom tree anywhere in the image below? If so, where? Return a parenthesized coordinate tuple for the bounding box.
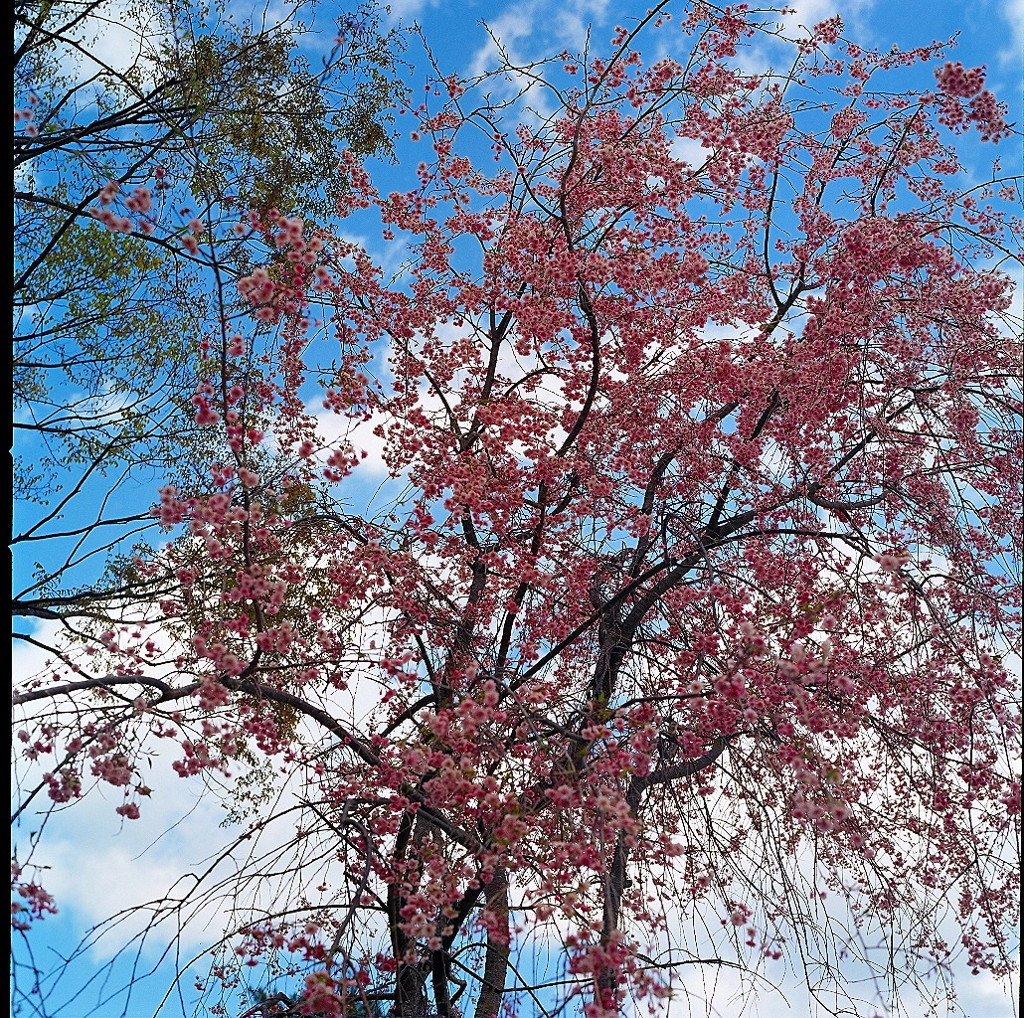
(12, 5, 1022, 1017)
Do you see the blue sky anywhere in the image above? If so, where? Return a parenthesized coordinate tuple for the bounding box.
(11, 0, 1022, 1016)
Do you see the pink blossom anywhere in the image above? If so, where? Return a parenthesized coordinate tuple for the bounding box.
(935, 61, 986, 99)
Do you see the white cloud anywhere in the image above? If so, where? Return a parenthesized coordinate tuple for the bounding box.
(776, 0, 875, 37)
(33, 771, 231, 957)
(12, 614, 390, 996)
(670, 136, 715, 171)
(13, 622, 226, 956)
(471, 0, 613, 69)
(1001, 0, 1024, 63)
(12, 618, 66, 689)
(305, 336, 395, 482)
(22, 0, 172, 97)
(468, 2, 539, 80)
(464, 0, 612, 113)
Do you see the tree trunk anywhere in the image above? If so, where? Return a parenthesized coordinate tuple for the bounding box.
(474, 867, 510, 1018)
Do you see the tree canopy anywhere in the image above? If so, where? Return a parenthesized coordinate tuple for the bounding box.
(11, 4, 1022, 1018)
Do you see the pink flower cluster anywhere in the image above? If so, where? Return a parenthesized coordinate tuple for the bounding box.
(43, 770, 82, 803)
(934, 61, 986, 99)
(90, 752, 133, 786)
(812, 16, 843, 46)
(89, 205, 135, 233)
(125, 186, 153, 213)
(298, 971, 345, 1016)
(86, 179, 159, 234)
(932, 62, 1009, 142)
(967, 89, 1010, 142)
(15, 106, 39, 136)
(191, 384, 221, 426)
(154, 484, 187, 526)
(11, 870, 57, 931)
(831, 106, 866, 140)
(15, 93, 41, 135)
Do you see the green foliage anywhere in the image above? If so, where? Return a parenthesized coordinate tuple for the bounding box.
(154, 0, 408, 216)
(14, 185, 206, 502)
(12, 0, 409, 624)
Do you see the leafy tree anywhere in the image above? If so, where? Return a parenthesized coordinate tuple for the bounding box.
(12, 6, 1022, 1018)
(12, 0, 407, 634)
